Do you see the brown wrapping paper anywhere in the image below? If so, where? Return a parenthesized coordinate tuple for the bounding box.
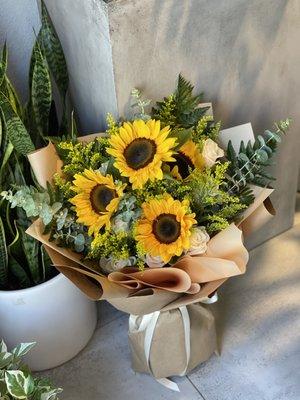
(129, 303, 216, 379)
(24, 121, 278, 381)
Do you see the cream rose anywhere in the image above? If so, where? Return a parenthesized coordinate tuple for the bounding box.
(145, 254, 165, 268)
(99, 256, 136, 273)
(186, 226, 210, 256)
(202, 138, 224, 167)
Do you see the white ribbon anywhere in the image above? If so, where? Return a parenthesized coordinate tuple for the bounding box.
(129, 306, 190, 392)
(128, 293, 218, 392)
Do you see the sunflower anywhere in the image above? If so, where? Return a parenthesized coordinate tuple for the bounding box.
(107, 119, 177, 189)
(170, 140, 204, 179)
(136, 195, 197, 263)
(70, 169, 124, 236)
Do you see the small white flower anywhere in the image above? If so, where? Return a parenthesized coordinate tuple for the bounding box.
(186, 226, 210, 256)
(145, 254, 165, 268)
(202, 139, 224, 167)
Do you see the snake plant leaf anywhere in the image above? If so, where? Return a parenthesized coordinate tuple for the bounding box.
(3, 76, 23, 117)
(20, 228, 40, 285)
(31, 44, 52, 139)
(9, 256, 31, 289)
(41, 244, 53, 282)
(0, 42, 8, 87)
(0, 95, 35, 155)
(0, 140, 13, 177)
(0, 216, 8, 289)
(40, 0, 69, 100)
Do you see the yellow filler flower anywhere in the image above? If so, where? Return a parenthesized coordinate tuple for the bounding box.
(171, 140, 204, 179)
(136, 195, 197, 263)
(70, 169, 124, 236)
(107, 119, 177, 189)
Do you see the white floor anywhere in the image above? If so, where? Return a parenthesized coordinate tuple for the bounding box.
(42, 197, 300, 400)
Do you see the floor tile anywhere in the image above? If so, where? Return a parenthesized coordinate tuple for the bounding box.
(188, 224, 300, 400)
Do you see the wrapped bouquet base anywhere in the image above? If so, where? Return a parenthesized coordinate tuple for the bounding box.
(129, 303, 216, 383)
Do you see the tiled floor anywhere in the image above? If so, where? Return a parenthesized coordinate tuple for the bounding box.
(42, 198, 300, 400)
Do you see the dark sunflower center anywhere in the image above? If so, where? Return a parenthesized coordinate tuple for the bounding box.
(90, 184, 117, 213)
(124, 138, 157, 170)
(153, 213, 181, 244)
(172, 152, 194, 179)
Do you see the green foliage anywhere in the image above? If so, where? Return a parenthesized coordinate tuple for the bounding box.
(0, 2, 75, 290)
(31, 43, 52, 138)
(227, 119, 291, 190)
(152, 74, 209, 129)
(0, 95, 35, 155)
(56, 137, 110, 178)
(130, 88, 151, 121)
(39, 0, 69, 100)
(192, 115, 221, 144)
(186, 163, 248, 234)
(88, 231, 135, 263)
(0, 216, 8, 289)
(0, 340, 62, 400)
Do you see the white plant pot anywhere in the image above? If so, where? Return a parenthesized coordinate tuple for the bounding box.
(0, 273, 97, 371)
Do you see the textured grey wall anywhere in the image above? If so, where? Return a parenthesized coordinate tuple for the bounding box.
(106, 0, 300, 247)
(0, 0, 40, 102)
(43, 0, 118, 133)
(0, 0, 299, 246)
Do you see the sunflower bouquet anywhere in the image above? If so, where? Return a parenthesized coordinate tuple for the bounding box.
(3, 75, 289, 385)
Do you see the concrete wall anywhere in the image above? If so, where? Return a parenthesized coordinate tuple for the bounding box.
(107, 0, 300, 247)
(0, 0, 40, 102)
(1, 0, 299, 246)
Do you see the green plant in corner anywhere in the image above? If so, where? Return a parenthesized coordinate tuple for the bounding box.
(0, 339, 62, 399)
(0, 1, 77, 290)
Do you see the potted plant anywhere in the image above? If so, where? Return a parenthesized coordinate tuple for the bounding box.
(0, 339, 62, 399)
(0, 2, 97, 371)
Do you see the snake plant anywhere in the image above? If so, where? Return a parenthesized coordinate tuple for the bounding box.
(0, 1, 77, 290)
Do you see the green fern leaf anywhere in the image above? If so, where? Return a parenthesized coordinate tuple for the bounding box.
(40, 0, 69, 99)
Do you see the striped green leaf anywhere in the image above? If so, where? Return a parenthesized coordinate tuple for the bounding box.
(9, 256, 31, 289)
(31, 44, 52, 139)
(0, 94, 35, 155)
(0, 216, 8, 289)
(20, 228, 40, 285)
(0, 42, 7, 87)
(40, 0, 69, 99)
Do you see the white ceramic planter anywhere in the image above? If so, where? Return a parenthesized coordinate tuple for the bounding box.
(0, 273, 97, 371)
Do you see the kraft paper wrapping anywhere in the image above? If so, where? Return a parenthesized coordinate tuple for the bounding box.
(25, 121, 278, 381)
(26, 121, 276, 315)
(129, 303, 216, 379)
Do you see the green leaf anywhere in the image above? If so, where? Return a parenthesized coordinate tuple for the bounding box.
(20, 229, 40, 285)
(40, 0, 69, 99)
(4, 76, 23, 117)
(0, 216, 8, 289)
(31, 44, 52, 139)
(173, 128, 193, 149)
(9, 256, 31, 289)
(0, 340, 7, 353)
(0, 141, 13, 177)
(12, 342, 36, 359)
(5, 370, 35, 399)
(0, 352, 13, 369)
(0, 42, 8, 87)
(40, 245, 53, 282)
(0, 94, 35, 155)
